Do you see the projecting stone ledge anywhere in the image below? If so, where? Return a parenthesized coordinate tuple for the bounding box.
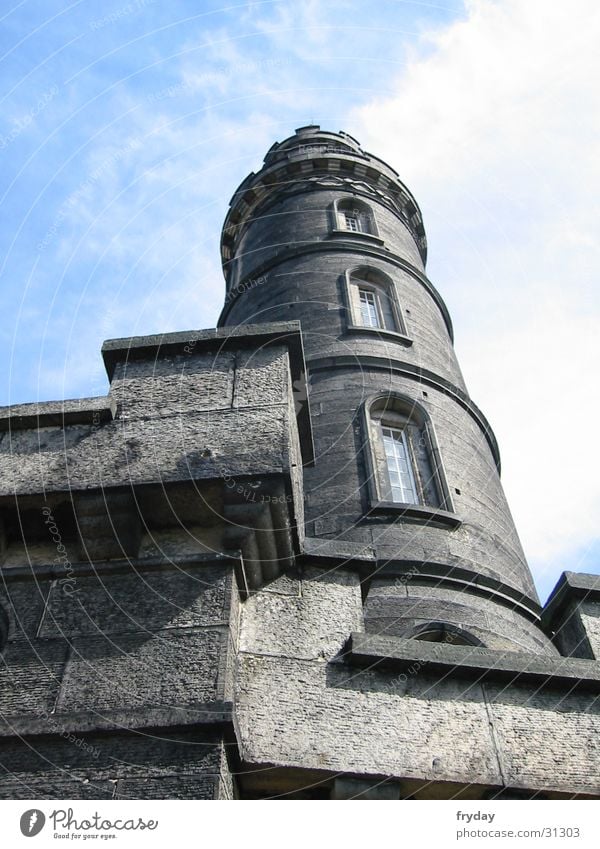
(0, 396, 116, 431)
(345, 632, 600, 692)
(0, 701, 233, 739)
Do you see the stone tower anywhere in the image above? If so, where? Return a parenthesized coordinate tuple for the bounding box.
(0, 126, 599, 800)
(219, 125, 551, 657)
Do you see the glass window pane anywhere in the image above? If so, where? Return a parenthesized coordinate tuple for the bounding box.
(359, 289, 380, 328)
(380, 424, 419, 504)
(379, 291, 397, 331)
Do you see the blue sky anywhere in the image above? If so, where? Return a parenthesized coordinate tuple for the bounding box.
(1, 0, 599, 601)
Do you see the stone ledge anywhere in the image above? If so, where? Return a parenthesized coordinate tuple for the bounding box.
(0, 396, 116, 431)
(101, 321, 303, 377)
(329, 229, 385, 247)
(307, 353, 500, 471)
(345, 325, 413, 347)
(542, 571, 600, 628)
(297, 545, 542, 622)
(345, 632, 600, 692)
(101, 321, 314, 466)
(301, 536, 376, 563)
(368, 500, 461, 529)
(0, 551, 242, 583)
(0, 701, 233, 739)
(368, 559, 542, 622)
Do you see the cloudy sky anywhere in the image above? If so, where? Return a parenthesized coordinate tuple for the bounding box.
(1, 0, 598, 601)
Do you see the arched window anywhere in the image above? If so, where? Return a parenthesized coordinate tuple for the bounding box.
(408, 622, 484, 647)
(333, 198, 377, 236)
(345, 268, 407, 336)
(363, 394, 454, 514)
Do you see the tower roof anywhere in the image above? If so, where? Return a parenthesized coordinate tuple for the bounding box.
(220, 126, 427, 269)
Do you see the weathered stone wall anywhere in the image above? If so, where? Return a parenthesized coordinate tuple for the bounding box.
(0, 730, 233, 800)
(235, 568, 600, 797)
(0, 552, 239, 798)
(224, 248, 462, 390)
(0, 326, 308, 799)
(0, 344, 298, 497)
(0, 561, 237, 718)
(231, 190, 426, 286)
(580, 601, 600, 659)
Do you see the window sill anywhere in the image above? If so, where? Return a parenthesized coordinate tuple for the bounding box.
(346, 325, 413, 346)
(368, 500, 461, 529)
(329, 229, 385, 246)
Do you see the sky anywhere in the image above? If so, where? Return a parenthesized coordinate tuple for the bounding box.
(0, 0, 599, 602)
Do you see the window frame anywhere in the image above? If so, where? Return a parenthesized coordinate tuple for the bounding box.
(358, 287, 382, 328)
(405, 622, 485, 647)
(361, 393, 459, 527)
(380, 424, 420, 505)
(330, 198, 384, 244)
(343, 212, 361, 232)
(343, 267, 412, 345)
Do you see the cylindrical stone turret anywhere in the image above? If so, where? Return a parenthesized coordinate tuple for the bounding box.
(219, 126, 555, 656)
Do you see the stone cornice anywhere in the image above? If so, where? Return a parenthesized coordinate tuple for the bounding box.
(345, 632, 600, 692)
(218, 240, 454, 342)
(0, 551, 243, 583)
(542, 571, 600, 629)
(0, 701, 233, 739)
(0, 396, 116, 432)
(298, 543, 542, 621)
(221, 150, 428, 265)
(306, 354, 501, 472)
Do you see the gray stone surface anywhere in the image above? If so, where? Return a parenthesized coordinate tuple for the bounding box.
(348, 632, 600, 690)
(1, 126, 599, 799)
(235, 569, 600, 796)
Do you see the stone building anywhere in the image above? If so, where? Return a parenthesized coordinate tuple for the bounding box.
(0, 126, 599, 799)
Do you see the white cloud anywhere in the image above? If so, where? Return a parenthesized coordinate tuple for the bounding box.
(351, 0, 600, 582)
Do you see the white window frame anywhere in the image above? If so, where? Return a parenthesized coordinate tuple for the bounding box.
(343, 212, 361, 232)
(332, 198, 379, 238)
(362, 394, 455, 514)
(344, 269, 407, 337)
(380, 424, 419, 504)
(358, 287, 382, 328)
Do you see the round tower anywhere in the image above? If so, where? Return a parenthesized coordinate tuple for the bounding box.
(219, 125, 555, 656)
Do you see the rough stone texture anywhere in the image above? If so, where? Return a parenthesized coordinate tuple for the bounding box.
(58, 630, 224, 712)
(0, 730, 232, 800)
(542, 572, 600, 659)
(220, 127, 550, 659)
(0, 343, 300, 498)
(365, 579, 555, 655)
(1, 126, 599, 800)
(580, 602, 600, 659)
(235, 571, 600, 796)
(38, 565, 233, 639)
(0, 641, 68, 717)
(239, 568, 363, 660)
(0, 557, 238, 724)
